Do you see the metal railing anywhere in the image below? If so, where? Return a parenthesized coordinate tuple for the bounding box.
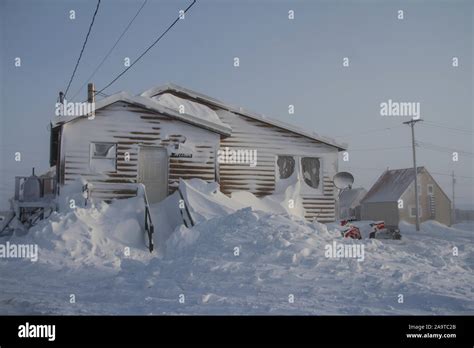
(0, 212, 16, 235)
(178, 187, 194, 228)
(84, 182, 190, 251)
(82, 182, 154, 252)
(82, 183, 90, 206)
(138, 184, 154, 253)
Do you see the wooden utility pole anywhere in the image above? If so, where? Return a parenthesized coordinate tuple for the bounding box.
(87, 83, 95, 104)
(403, 119, 423, 231)
(87, 83, 95, 119)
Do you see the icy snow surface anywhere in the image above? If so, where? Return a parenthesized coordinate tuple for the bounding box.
(0, 179, 472, 314)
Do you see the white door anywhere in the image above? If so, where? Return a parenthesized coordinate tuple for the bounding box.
(138, 146, 168, 204)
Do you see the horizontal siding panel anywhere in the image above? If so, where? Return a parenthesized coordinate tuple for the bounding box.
(61, 96, 340, 222)
(216, 109, 339, 222)
(62, 102, 219, 201)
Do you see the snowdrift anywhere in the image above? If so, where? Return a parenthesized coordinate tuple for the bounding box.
(0, 179, 472, 315)
(150, 178, 307, 252)
(5, 196, 153, 271)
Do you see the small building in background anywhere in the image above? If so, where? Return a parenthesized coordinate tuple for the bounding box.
(360, 167, 451, 227)
(338, 187, 367, 220)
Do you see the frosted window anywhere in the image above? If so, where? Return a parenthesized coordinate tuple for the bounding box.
(90, 143, 116, 173)
(301, 157, 320, 189)
(277, 156, 295, 179)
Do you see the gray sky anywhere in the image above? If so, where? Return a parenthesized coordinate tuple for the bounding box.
(0, 0, 473, 209)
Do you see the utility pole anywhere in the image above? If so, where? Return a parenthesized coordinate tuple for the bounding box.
(452, 171, 456, 225)
(403, 119, 423, 231)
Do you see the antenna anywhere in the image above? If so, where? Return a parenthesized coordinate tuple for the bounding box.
(333, 172, 354, 191)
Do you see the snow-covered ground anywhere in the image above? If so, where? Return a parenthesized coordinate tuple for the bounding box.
(0, 180, 472, 315)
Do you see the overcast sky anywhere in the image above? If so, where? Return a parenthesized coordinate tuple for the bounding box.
(0, 0, 472, 209)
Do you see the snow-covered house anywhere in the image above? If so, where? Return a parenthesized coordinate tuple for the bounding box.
(50, 83, 346, 222)
(360, 167, 451, 227)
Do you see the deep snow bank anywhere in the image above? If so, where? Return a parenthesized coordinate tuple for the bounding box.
(151, 178, 308, 251)
(5, 196, 153, 271)
(0, 179, 472, 315)
(158, 209, 473, 314)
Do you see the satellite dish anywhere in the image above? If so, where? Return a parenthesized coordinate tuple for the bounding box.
(333, 172, 354, 190)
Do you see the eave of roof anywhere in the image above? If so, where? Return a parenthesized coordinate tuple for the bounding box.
(141, 83, 348, 151)
(52, 91, 232, 136)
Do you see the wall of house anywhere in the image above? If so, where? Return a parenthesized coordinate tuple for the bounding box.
(60, 101, 220, 201)
(62, 92, 342, 222)
(215, 110, 339, 223)
(399, 172, 451, 226)
(361, 202, 399, 227)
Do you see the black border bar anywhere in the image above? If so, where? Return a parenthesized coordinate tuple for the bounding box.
(0, 315, 472, 345)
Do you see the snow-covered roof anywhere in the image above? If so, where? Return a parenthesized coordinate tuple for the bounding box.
(141, 83, 347, 151)
(339, 187, 367, 209)
(52, 91, 232, 136)
(361, 167, 425, 203)
(152, 93, 228, 129)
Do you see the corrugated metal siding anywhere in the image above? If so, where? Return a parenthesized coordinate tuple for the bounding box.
(61, 102, 219, 201)
(216, 109, 339, 222)
(61, 97, 341, 222)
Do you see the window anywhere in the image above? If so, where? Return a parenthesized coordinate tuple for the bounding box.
(427, 184, 434, 195)
(90, 142, 116, 173)
(277, 155, 295, 179)
(410, 206, 422, 218)
(301, 157, 320, 189)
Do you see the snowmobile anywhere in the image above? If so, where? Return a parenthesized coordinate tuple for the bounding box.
(339, 218, 362, 240)
(338, 219, 401, 240)
(368, 221, 402, 240)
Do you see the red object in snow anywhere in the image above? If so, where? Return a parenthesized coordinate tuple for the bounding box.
(341, 226, 362, 239)
(370, 221, 385, 230)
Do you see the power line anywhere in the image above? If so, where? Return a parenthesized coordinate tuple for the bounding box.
(418, 141, 474, 156)
(333, 125, 404, 138)
(348, 145, 411, 152)
(338, 162, 474, 180)
(430, 171, 474, 180)
(424, 120, 473, 132)
(70, 0, 148, 101)
(333, 120, 472, 139)
(419, 145, 474, 157)
(422, 121, 474, 135)
(338, 166, 474, 180)
(64, 0, 102, 98)
(338, 166, 384, 172)
(95, 0, 197, 96)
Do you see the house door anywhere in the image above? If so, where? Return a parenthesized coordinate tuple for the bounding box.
(138, 146, 168, 204)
